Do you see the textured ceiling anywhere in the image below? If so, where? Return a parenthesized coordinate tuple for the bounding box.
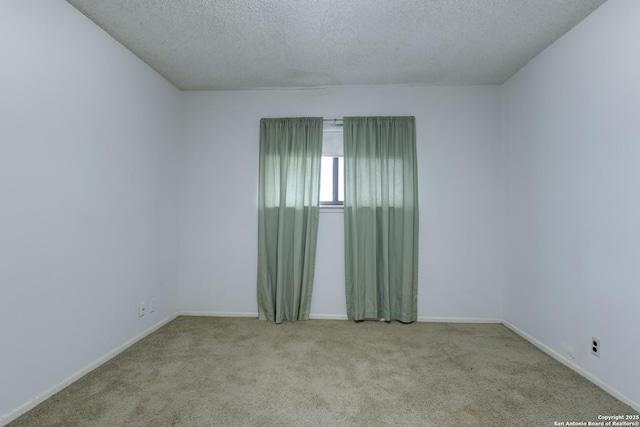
(66, 0, 607, 90)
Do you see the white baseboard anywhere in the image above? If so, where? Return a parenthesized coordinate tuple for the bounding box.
(179, 311, 259, 318)
(309, 314, 349, 320)
(179, 312, 502, 324)
(179, 311, 348, 320)
(418, 316, 502, 323)
(503, 321, 640, 412)
(312, 316, 501, 323)
(1, 313, 180, 426)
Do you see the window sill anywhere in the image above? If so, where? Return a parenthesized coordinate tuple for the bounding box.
(320, 206, 344, 213)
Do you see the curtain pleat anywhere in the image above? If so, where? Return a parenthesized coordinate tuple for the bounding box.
(343, 116, 419, 322)
(257, 117, 323, 323)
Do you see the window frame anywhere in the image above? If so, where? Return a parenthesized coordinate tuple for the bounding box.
(320, 124, 344, 209)
(320, 156, 343, 206)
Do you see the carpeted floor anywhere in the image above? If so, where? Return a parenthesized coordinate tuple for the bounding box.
(8, 316, 637, 426)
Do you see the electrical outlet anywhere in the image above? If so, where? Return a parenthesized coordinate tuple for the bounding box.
(139, 302, 146, 317)
(150, 299, 156, 313)
(591, 337, 600, 357)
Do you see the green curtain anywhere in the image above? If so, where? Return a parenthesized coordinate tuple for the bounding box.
(343, 116, 419, 323)
(257, 117, 323, 323)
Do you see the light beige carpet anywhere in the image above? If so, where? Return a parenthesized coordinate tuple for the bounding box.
(8, 316, 637, 426)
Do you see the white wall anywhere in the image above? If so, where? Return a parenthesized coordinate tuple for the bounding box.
(503, 0, 640, 407)
(8, 0, 637, 419)
(0, 1, 180, 421)
(179, 86, 504, 320)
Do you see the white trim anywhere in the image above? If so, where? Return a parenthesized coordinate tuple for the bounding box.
(309, 314, 349, 320)
(418, 316, 502, 323)
(191, 82, 464, 92)
(1, 313, 180, 426)
(319, 206, 344, 213)
(179, 311, 348, 320)
(178, 312, 502, 324)
(503, 321, 640, 412)
(179, 311, 258, 318)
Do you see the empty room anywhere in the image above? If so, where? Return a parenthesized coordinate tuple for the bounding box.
(1, 0, 639, 425)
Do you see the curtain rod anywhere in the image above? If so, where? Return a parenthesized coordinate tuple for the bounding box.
(323, 118, 343, 126)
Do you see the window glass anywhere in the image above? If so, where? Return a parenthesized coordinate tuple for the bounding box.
(320, 156, 335, 202)
(338, 157, 344, 202)
(320, 127, 344, 206)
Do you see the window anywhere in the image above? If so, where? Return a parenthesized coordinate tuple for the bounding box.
(320, 156, 344, 205)
(320, 126, 343, 206)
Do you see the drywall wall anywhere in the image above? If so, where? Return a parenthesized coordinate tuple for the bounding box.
(503, 0, 640, 407)
(0, 1, 180, 420)
(179, 85, 504, 320)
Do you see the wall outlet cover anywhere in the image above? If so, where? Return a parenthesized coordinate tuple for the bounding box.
(591, 337, 600, 357)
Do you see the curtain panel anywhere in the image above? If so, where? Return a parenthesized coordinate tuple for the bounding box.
(257, 117, 323, 323)
(343, 116, 419, 323)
